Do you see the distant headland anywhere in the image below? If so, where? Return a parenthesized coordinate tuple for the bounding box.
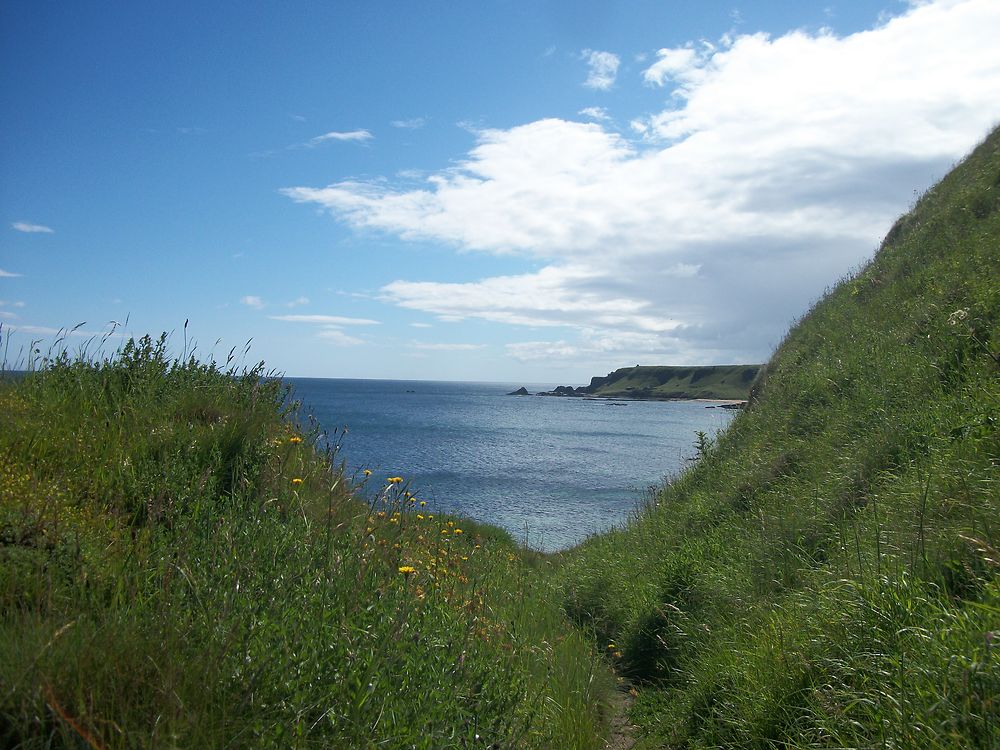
(509, 364, 762, 403)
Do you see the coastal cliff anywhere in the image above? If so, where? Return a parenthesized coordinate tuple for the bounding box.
(526, 363, 761, 401)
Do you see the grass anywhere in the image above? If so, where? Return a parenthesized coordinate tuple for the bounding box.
(0, 334, 612, 749)
(555, 126, 1000, 747)
(3, 125, 998, 748)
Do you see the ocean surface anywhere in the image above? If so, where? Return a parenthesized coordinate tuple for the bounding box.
(287, 378, 736, 551)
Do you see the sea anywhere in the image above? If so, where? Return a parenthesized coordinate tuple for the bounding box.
(287, 378, 736, 551)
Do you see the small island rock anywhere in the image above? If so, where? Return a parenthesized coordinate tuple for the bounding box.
(507, 387, 530, 396)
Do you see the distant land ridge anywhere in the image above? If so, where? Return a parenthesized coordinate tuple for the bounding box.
(511, 364, 762, 401)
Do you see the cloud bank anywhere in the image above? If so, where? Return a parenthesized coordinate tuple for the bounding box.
(284, 0, 1000, 367)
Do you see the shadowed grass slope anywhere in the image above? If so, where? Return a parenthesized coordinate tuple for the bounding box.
(0, 335, 612, 749)
(557, 127, 1000, 748)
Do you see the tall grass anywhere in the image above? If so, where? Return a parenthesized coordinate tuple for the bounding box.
(0, 333, 612, 749)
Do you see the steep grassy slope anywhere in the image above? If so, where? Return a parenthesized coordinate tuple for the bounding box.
(583, 365, 761, 400)
(558, 127, 1000, 748)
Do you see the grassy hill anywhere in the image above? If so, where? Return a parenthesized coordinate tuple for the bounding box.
(556, 127, 1000, 747)
(0, 338, 610, 748)
(582, 364, 761, 401)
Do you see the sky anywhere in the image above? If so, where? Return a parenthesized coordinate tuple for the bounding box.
(2, 0, 999, 383)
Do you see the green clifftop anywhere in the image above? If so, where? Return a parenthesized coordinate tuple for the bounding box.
(583, 364, 761, 400)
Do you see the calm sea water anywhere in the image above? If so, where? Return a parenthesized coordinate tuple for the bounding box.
(287, 378, 735, 551)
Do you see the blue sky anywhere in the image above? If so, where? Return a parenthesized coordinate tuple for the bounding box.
(2, 1, 999, 383)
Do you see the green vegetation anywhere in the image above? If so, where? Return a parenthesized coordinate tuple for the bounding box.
(557, 127, 1000, 746)
(552, 364, 761, 401)
(3, 126, 998, 748)
(0, 334, 610, 749)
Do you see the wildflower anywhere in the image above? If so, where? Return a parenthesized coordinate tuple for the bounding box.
(441, 529, 449, 535)
(289, 436, 303, 444)
(453, 528, 463, 535)
(416, 514, 425, 520)
(387, 476, 403, 484)
(419, 501, 427, 507)
(398, 565, 416, 576)
(291, 478, 303, 486)
(948, 307, 970, 325)
(363, 469, 372, 477)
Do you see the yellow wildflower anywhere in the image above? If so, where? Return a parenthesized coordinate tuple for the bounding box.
(291, 477, 303, 485)
(398, 566, 416, 576)
(419, 501, 427, 507)
(289, 436, 303, 444)
(387, 476, 403, 484)
(453, 528, 463, 535)
(363, 469, 372, 477)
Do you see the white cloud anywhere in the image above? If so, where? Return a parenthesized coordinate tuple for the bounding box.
(409, 342, 486, 351)
(268, 314, 380, 325)
(410, 322, 433, 328)
(582, 49, 620, 90)
(8, 323, 122, 339)
(0, 300, 25, 308)
(392, 117, 427, 129)
(0, 269, 23, 278)
(241, 295, 265, 309)
(316, 329, 364, 346)
(286, 296, 310, 308)
(308, 129, 373, 146)
(285, 0, 1000, 365)
(12, 221, 53, 234)
(0, 310, 17, 319)
(578, 106, 611, 122)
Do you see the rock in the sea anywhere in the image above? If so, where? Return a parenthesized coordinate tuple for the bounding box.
(508, 386, 530, 396)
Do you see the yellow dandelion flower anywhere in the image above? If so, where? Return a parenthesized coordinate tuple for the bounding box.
(363, 469, 372, 477)
(441, 529, 449, 535)
(291, 477, 304, 485)
(419, 501, 427, 507)
(453, 528, 463, 535)
(289, 436, 303, 444)
(398, 565, 416, 576)
(387, 476, 403, 484)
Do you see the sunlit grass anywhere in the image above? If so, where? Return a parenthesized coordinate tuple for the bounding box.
(0, 334, 611, 749)
(556, 126, 1000, 748)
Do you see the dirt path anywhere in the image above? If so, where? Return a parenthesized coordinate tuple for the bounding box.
(602, 682, 639, 750)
